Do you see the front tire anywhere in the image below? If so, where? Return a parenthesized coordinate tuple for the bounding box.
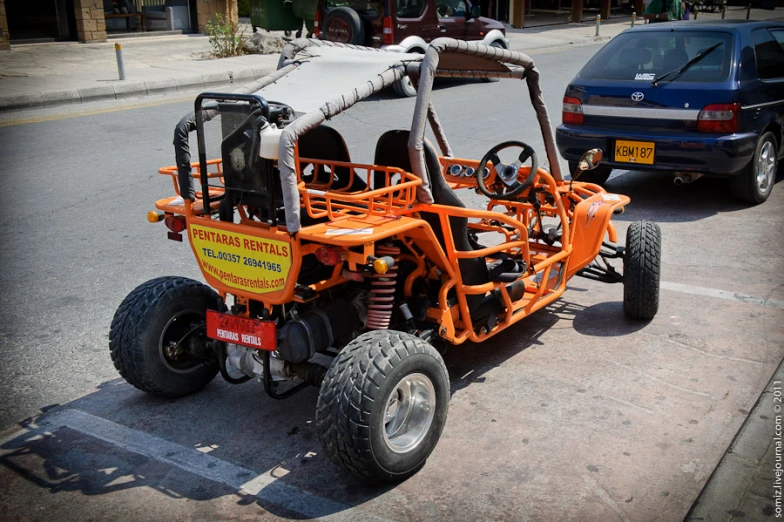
(569, 161, 612, 185)
(731, 131, 777, 204)
(109, 276, 219, 397)
(316, 331, 450, 482)
(623, 221, 661, 320)
(393, 76, 417, 97)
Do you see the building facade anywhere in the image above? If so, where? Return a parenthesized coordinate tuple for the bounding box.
(0, 0, 237, 48)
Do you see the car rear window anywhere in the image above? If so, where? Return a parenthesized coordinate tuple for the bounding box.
(578, 31, 734, 83)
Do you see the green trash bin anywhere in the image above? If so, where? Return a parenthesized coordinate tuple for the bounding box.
(250, 0, 302, 31)
(292, 0, 317, 35)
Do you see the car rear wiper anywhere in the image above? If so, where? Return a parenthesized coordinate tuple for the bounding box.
(651, 42, 723, 87)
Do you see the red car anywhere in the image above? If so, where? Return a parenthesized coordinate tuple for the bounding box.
(315, 0, 508, 95)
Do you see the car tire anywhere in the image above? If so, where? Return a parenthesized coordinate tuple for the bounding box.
(568, 161, 612, 185)
(623, 221, 661, 321)
(109, 276, 219, 397)
(322, 7, 365, 45)
(483, 41, 505, 82)
(316, 330, 450, 482)
(730, 131, 777, 205)
(393, 76, 417, 97)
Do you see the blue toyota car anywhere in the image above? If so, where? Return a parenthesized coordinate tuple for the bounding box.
(556, 21, 784, 204)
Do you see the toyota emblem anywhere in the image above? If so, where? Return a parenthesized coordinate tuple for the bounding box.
(631, 92, 644, 102)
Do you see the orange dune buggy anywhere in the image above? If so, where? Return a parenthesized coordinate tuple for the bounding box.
(110, 38, 661, 482)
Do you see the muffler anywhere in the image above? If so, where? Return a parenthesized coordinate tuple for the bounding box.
(673, 173, 703, 185)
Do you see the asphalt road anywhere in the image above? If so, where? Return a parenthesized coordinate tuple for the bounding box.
(0, 42, 782, 521)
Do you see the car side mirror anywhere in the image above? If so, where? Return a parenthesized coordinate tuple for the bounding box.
(578, 148, 603, 171)
(468, 4, 480, 19)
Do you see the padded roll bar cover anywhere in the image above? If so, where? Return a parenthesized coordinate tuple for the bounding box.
(408, 38, 563, 186)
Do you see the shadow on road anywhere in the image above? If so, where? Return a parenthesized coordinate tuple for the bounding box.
(604, 169, 781, 223)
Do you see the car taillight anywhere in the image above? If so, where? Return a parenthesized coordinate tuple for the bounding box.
(314, 9, 319, 38)
(316, 246, 346, 266)
(382, 16, 394, 45)
(563, 96, 583, 125)
(164, 215, 186, 233)
(697, 103, 739, 133)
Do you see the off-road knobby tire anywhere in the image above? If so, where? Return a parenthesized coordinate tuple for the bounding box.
(109, 276, 219, 397)
(322, 7, 365, 45)
(316, 330, 450, 482)
(623, 221, 661, 320)
(569, 161, 612, 185)
(730, 131, 778, 205)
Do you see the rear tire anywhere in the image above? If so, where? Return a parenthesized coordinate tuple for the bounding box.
(569, 161, 612, 185)
(730, 131, 777, 205)
(109, 276, 219, 397)
(623, 221, 661, 320)
(322, 7, 365, 45)
(316, 330, 450, 482)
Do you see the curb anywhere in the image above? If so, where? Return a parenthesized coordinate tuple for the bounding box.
(0, 67, 274, 113)
(685, 357, 783, 521)
(507, 33, 613, 54)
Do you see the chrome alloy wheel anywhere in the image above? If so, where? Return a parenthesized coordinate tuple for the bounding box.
(382, 373, 436, 454)
(756, 140, 776, 194)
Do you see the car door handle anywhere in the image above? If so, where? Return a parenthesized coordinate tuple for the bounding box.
(439, 24, 446, 31)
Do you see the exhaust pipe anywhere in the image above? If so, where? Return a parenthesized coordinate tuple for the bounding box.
(673, 173, 703, 185)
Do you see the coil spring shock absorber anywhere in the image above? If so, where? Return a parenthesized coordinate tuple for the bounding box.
(367, 244, 400, 330)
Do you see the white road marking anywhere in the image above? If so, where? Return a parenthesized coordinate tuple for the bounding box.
(660, 281, 784, 311)
(0, 409, 391, 522)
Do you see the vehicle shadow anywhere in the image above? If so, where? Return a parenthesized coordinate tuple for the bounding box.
(604, 169, 781, 223)
(0, 378, 395, 520)
(0, 294, 648, 520)
(445, 291, 648, 394)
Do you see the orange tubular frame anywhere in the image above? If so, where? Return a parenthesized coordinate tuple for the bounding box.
(152, 145, 626, 339)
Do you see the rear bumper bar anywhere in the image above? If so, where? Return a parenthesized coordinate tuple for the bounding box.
(556, 125, 757, 176)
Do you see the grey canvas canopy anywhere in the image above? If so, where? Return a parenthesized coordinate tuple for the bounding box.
(233, 38, 562, 233)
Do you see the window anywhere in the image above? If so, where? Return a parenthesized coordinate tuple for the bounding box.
(436, 0, 468, 18)
(578, 31, 734, 83)
(397, 0, 427, 18)
(754, 28, 784, 80)
(772, 29, 784, 47)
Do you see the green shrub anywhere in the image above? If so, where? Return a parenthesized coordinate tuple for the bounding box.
(206, 13, 247, 58)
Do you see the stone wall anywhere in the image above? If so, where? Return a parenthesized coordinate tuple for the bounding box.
(197, 0, 238, 33)
(0, 0, 10, 50)
(74, 0, 107, 43)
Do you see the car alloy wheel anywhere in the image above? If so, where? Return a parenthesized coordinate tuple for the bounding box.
(756, 140, 776, 194)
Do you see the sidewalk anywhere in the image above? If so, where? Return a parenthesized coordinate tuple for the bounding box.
(0, 34, 280, 111)
(687, 358, 783, 521)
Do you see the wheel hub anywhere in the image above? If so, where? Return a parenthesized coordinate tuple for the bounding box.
(382, 373, 436, 454)
(756, 141, 776, 193)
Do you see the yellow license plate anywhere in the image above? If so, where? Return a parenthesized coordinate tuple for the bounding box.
(614, 140, 655, 165)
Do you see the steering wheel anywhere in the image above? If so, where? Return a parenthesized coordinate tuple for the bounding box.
(477, 141, 539, 199)
(437, 4, 449, 16)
